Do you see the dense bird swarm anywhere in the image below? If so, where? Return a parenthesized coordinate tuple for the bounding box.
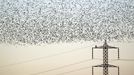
(0, 0, 134, 45)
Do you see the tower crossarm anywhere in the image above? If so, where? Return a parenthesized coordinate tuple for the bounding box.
(92, 46, 120, 60)
(93, 64, 118, 68)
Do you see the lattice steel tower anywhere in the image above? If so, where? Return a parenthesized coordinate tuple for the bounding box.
(92, 40, 120, 75)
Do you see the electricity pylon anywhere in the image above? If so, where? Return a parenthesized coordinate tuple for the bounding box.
(92, 40, 120, 75)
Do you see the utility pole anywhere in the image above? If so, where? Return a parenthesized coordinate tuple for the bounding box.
(92, 40, 120, 75)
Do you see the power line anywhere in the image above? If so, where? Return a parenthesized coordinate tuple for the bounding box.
(56, 59, 117, 75)
(116, 59, 134, 61)
(56, 66, 91, 75)
(31, 59, 92, 75)
(31, 58, 108, 75)
(31, 58, 106, 75)
(0, 46, 90, 68)
(55, 60, 119, 75)
(30, 58, 134, 75)
(55, 59, 134, 75)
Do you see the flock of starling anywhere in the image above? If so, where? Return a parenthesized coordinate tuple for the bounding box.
(0, 0, 134, 45)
